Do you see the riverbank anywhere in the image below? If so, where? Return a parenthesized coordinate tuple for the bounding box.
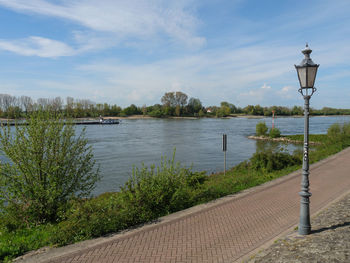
(12, 147, 350, 263)
(1, 121, 349, 262)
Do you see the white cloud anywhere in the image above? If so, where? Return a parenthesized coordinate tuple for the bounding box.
(74, 43, 302, 106)
(0, 36, 75, 57)
(239, 84, 272, 102)
(277, 86, 294, 99)
(0, 0, 204, 49)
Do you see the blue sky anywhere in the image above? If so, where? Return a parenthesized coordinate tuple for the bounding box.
(0, 0, 349, 108)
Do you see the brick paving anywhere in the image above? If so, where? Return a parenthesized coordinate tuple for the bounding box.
(246, 192, 350, 262)
(24, 148, 350, 263)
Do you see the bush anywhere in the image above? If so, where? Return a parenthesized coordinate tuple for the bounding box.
(256, 122, 268, 136)
(0, 223, 55, 262)
(119, 151, 206, 220)
(51, 193, 129, 245)
(249, 151, 301, 172)
(269, 128, 281, 138)
(327, 123, 341, 139)
(0, 111, 100, 226)
(326, 122, 350, 148)
(51, 151, 207, 245)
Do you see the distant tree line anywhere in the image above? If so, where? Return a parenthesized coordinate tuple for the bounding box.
(0, 94, 123, 119)
(0, 93, 349, 119)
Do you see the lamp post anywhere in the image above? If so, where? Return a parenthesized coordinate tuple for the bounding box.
(295, 44, 319, 235)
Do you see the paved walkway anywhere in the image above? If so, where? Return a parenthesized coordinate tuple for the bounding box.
(247, 192, 350, 262)
(19, 148, 350, 263)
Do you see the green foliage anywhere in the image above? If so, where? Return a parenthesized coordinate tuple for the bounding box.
(249, 151, 301, 172)
(269, 128, 281, 138)
(284, 134, 328, 144)
(119, 151, 206, 219)
(148, 109, 164, 118)
(49, 151, 207, 246)
(326, 122, 350, 148)
(51, 193, 129, 245)
(0, 223, 56, 262)
(216, 106, 231, 117)
(122, 104, 141, 116)
(0, 111, 100, 225)
(327, 123, 342, 139)
(256, 122, 268, 136)
(187, 98, 203, 115)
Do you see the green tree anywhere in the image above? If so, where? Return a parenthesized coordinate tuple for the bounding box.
(0, 111, 100, 225)
(220, 102, 237, 113)
(110, 105, 122, 116)
(175, 91, 188, 107)
(216, 106, 231, 117)
(291, 106, 303, 115)
(243, 105, 255, 115)
(161, 91, 188, 108)
(256, 122, 268, 136)
(175, 105, 181, 116)
(254, 105, 264, 115)
(161, 92, 176, 107)
(187, 98, 203, 115)
(198, 109, 205, 117)
(123, 104, 140, 116)
(269, 128, 281, 138)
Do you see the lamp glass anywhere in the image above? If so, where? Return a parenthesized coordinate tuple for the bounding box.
(307, 66, 318, 87)
(297, 67, 307, 88)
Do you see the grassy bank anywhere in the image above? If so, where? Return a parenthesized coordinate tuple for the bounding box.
(1, 123, 350, 262)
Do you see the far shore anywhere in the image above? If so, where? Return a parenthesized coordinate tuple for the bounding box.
(1, 114, 349, 122)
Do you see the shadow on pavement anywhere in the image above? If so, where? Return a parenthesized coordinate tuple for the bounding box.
(311, 221, 350, 234)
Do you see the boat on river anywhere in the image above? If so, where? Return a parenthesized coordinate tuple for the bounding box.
(100, 119, 120, 125)
(75, 118, 120, 125)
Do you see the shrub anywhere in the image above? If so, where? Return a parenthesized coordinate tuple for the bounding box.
(326, 122, 350, 148)
(0, 223, 55, 262)
(0, 111, 100, 226)
(256, 122, 268, 136)
(269, 128, 281, 138)
(51, 193, 129, 245)
(343, 122, 350, 136)
(119, 151, 205, 220)
(249, 151, 301, 172)
(327, 123, 341, 139)
(51, 151, 207, 245)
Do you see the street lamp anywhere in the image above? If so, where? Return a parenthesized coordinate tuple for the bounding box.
(295, 44, 319, 235)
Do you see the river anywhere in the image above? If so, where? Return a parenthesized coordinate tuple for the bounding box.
(77, 115, 350, 195)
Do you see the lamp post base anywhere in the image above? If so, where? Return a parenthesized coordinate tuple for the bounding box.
(298, 225, 311, 235)
(298, 191, 312, 235)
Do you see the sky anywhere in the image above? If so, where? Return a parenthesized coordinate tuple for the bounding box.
(0, 0, 349, 109)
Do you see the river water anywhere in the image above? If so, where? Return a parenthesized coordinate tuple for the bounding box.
(78, 116, 350, 195)
(1, 116, 349, 195)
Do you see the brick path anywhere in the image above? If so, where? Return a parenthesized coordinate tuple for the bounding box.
(38, 148, 350, 263)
